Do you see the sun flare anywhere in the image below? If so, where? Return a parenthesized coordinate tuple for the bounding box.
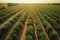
(0, 0, 60, 3)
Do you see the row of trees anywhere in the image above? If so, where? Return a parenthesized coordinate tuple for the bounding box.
(0, 3, 19, 9)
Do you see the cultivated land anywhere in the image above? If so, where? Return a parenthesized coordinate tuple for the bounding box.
(0, 4, 60, 40)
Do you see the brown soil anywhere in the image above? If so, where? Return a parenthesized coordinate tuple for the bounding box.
(34, 9, 50, 40)
(18, 16, 28, 40)
(32, 17, 38, 40)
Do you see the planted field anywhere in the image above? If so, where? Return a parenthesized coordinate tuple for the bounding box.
(0, 4, 60, 40)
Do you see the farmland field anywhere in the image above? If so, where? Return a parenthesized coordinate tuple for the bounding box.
(0, 4, 60, 40)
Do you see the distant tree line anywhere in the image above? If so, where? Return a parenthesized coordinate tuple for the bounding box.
(8, 3, 19, 6)
(49, 3, 60, 5)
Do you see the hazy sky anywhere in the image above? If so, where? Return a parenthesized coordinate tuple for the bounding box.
(0, 0, 60, 3)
